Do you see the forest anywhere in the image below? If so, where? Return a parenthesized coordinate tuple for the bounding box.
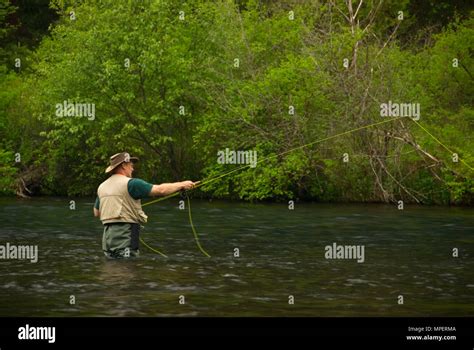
(1, 0, 473, 204)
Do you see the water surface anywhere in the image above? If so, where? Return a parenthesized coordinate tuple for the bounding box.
(0, 197, 472, 316)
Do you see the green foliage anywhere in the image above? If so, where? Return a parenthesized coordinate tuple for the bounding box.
(0, 150, 17, 195)
(0, 0, 472, 204)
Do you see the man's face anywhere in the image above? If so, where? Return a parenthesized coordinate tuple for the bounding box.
(122, 162, 134, 177)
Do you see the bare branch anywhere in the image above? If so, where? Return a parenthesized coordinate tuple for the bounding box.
(353, 0, 364, 21)
(331, 1, 350, 23)
(369, 158, 391, 202)
(376, 21, 401, 58)
(375, 157, 421, 203)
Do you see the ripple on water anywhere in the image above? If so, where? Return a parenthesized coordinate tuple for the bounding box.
(232, 215, 245, 219)
(230, 279, 247, 285)
(164, 285, 197, 292)
(145, 282, 159, 288)
(2, 281, 20, 289)
(251, 297, 278, 302)
(426, 286, 443, 292)
(208, 285, 225, 290)
(207, 208, 223, 213)
(345, 279, 369, 285)
(6, 271, 53, 276)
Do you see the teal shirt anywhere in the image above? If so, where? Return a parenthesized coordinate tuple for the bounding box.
(94, 178, 153, 209)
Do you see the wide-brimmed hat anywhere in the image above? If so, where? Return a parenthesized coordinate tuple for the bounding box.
(105, 152, 139, 173)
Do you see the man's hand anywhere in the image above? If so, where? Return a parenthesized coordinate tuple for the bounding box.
(181, 180, 200, 191)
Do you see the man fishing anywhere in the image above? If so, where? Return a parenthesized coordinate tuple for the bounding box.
(93, 152, 198, 258)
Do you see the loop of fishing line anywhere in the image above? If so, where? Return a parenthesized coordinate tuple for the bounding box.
(140, 116, 473, 257)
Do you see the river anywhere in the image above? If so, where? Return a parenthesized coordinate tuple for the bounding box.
(0, 197, 473, 316)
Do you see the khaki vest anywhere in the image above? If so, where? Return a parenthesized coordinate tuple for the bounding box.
(97, 174, 148, 225)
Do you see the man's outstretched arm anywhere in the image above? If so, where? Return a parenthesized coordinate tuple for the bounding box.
(150, 180, 199, 197)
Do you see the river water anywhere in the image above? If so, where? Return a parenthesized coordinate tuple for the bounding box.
(0, 197, 472, 316)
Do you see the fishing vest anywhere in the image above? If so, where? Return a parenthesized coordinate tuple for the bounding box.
(97, 174, 148, 225)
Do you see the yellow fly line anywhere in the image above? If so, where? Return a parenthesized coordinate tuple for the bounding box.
(140, 116, 473, 257)
(411, 119, 473, 171)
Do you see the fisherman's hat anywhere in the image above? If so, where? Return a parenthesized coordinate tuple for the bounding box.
(105, 152, 139, 173)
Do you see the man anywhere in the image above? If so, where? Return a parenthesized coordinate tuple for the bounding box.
(94, 152, 198, 258)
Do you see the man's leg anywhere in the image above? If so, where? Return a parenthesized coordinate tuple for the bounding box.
(102, 223, 139, 258)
